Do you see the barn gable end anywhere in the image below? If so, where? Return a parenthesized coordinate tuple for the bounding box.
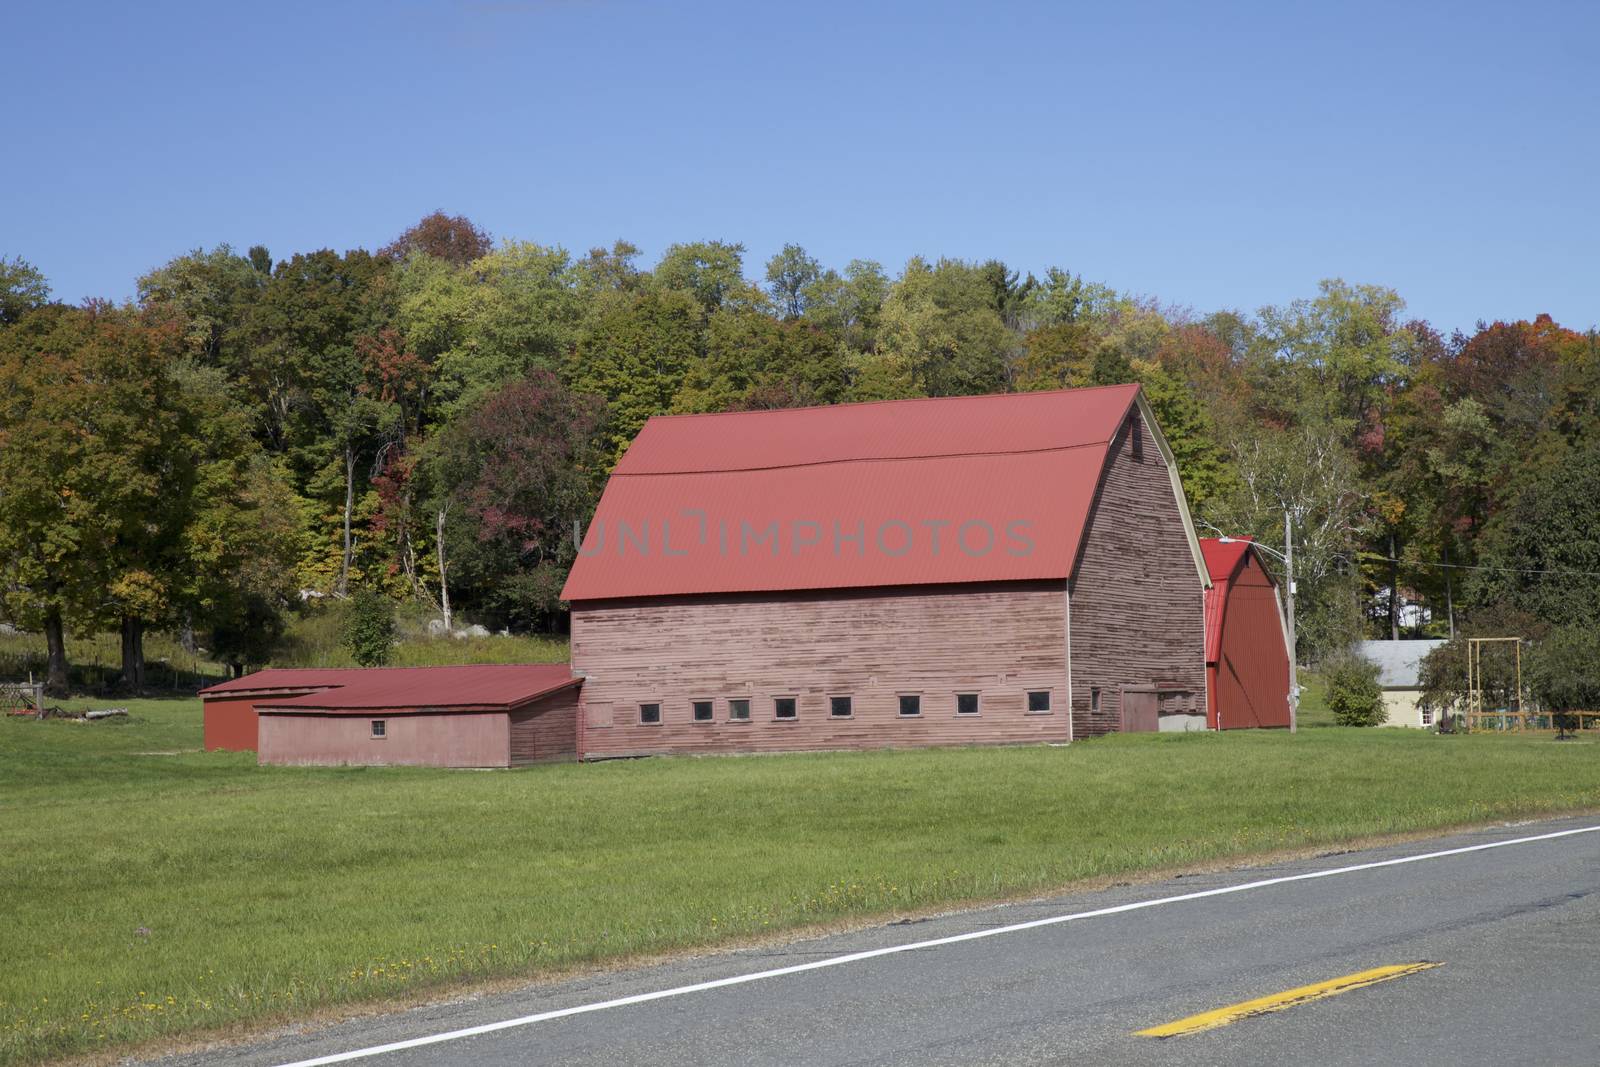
(1067, 407, 1208, 736)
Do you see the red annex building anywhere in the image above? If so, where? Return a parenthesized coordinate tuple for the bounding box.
(562, 384, 1212, 757)
(200, 664, 580, 766)
(1199, 537, 1292, 729)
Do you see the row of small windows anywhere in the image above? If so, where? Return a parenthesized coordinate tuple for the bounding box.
(637, 690, 1051, 724)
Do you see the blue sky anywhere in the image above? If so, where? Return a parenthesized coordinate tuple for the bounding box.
(6, 0, 1596, 334)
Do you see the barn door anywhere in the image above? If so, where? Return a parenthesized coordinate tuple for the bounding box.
(1122, 690, 1158, 733)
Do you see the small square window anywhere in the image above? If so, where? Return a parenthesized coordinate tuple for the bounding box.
(729, 698, 751, 721)
(957, 693, 980, 715)
(898, 694, 921, 717)
(370, 719, 386, 738)
(640, 702, 661, 725)
(775, 697, 797, 720)
(830, 695, 853, 718)
(692, 700, 713, 722)
(1027, 690, 1051, 713)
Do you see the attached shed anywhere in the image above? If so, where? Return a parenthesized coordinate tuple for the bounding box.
(1200, 537, 1291, 729)
(204, 665, 580, 766)
(562, 384, 1210, 757)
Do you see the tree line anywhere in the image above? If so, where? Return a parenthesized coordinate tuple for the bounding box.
(2, 213, 1597, 696)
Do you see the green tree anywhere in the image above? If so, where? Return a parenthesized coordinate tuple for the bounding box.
(674, 308, 848, 413)
(568, 288, 702, 460)
(0, 304, 191, 692)
(0, 255, 51, 324)
(873, 257, 1011, 398)
(342, 587, 397, 667)
(137, 245, 266, 368)
(1468, 442, 1600, 629)
(396, 241, 583, 419)
(765, 244, 821, 319)
(1526, 626, 1600, 736)
(653, 241, 755, 313)
(801, 258, 888, 352)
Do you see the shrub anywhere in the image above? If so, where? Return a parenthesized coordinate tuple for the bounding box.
(1325, 654, 1385, 727)
(341, 588, 396, 668)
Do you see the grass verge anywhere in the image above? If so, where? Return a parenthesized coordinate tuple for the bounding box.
(4, 700, 1598, 1064)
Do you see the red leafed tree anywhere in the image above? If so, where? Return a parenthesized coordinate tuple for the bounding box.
(427, 370, 607, 632)
(380, 211, 494, 266)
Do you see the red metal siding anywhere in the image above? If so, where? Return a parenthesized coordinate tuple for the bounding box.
(509, 687, 580, 764)
(1207, 550, 1291, 728)
(257, 711, 512, 767)
(570, 581, 1070, 758)
(203, 694, 263, 752)
(1067, 414, 1208, 736)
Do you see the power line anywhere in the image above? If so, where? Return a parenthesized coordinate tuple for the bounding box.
(1358, 554, 1600, 581)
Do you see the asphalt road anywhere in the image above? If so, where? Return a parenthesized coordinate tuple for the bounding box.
(150, 815, 1600, 1067)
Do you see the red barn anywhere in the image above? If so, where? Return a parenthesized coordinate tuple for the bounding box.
(1200, 537, 1291, 729)
(200, 664, 580, 766)
(562, 384, 1211, 757)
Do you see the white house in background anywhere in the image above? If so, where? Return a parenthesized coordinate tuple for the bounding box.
(1356, 639, 1448, 728)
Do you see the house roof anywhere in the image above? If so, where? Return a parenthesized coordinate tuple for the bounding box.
(1356, 640, 1447, 689)
(562, 384, 1206, 600)
(200, 664, 579, 714)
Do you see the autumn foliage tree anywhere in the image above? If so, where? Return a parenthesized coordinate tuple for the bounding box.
(427, 370, 606, 633)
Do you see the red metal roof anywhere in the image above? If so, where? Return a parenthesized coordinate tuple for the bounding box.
(1200, 537, 1267, 663)
(562, 384, 1145, 600)
(201, 664, 577, 714)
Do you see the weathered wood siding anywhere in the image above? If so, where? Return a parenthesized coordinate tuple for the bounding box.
(1067, 412, 1207, 737)
(509, 687, 580, 764)
(570, 581, 1068, 758)
(1211, 552, 1291, 728)
(257, 712, 512, 767)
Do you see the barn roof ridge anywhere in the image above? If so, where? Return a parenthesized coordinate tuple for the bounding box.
(608, 438, 1111, 477)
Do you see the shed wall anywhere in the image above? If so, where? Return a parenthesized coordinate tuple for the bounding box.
(509, 687, 580, 764)
(570, 581, 1069, 758)
(203, 695, 262, 751)
(1209, 553, 1291, 728)
(1067, 413, 1207, 736)
(258, 712, 511, 767)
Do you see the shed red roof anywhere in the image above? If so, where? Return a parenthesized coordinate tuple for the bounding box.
(1200, 537, 1274, 663)
(201, 664, 577, 714)
(562, 384, 1150, 600)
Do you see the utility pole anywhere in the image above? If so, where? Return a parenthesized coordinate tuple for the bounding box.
(1286, 507, 1298, 734)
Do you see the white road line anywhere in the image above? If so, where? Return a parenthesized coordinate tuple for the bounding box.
(276, 822, 1600, 1067)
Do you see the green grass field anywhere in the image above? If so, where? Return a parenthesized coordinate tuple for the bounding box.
(4, 700, 1598, 1065)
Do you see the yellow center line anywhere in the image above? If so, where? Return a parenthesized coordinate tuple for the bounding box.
(1136, 962, 1442, 1038)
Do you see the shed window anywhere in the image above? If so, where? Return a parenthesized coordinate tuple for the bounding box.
(640, 703, 661, 725)
(1026, 690, 1052, 713)
(957, 693, 980, 715)
(898, 694, 921, 717)
(729, 698, 751, 721)
(774, 696, 797, 720)
(692, 700, 713, 722)
(830, 695, 853, 718)
(1091, 687, 1101, 714)
(370, 719, 386, 738)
